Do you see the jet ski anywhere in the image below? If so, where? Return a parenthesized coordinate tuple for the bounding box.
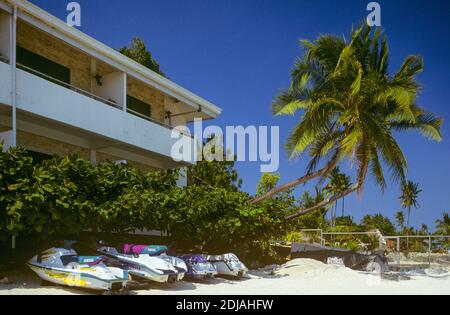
(27, 248, 128, 291)
(178, 254, 217, 280)
(144, 245, 188, 278)
(98, 244, 186, 283)
(206, 253, 248, 278)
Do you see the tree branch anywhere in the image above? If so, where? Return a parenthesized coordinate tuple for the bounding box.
(250, 152, 340, 205)
(285, 183, 360, 220)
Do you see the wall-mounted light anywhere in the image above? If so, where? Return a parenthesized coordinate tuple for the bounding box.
(94, 74, 103, 86)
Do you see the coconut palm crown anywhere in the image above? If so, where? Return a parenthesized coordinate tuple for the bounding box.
(436, 213, 450, 236)
(400, 181, 422, 228)
(253, 23, 442, 218)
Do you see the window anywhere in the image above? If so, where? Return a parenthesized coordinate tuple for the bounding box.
(16, 46, 71, 86)
(127, 95, 152, 118)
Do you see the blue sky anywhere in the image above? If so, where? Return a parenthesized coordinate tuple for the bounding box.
(30, 0, 450, 230)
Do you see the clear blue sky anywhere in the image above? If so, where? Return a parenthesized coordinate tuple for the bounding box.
(30, 0, 450, 230)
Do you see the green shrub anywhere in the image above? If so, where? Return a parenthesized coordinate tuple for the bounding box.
(285, 231, 303, 243)
(332, 239, 361, 252)
(0, 145, 290, 263)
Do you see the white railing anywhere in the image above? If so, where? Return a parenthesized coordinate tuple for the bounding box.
(384, 235, 450, 267)
(0, 55, 9, 64)
(298, 229, 450, 268)
(15, 62, 193, 138)
(17, 62, 122, 110)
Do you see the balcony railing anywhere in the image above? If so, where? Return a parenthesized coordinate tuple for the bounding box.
(17, 62, 122, 110)
(14, 62, 193, 138)
(0, 55, 9, 64)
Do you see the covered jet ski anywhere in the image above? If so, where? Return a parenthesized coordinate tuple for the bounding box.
(206, 253, 247, 278)
(98, 244, 186, 283)
(28, 248, 128, 291)
(178, 254, 218, 280)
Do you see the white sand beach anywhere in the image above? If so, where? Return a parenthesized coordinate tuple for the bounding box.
(1, 259, 449, 295)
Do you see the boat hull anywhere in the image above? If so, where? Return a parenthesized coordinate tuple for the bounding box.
(98, 247, 181, 283)
(28, 263, 125, 291)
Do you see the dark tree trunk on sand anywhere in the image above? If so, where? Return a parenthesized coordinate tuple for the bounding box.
(286, 184, 359, 220)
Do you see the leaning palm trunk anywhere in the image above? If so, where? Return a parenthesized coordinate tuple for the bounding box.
(286, 184, 359, 220)
(250, 155, 339, 204)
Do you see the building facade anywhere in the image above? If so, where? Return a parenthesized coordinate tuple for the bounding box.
(0, 0, 221, 178)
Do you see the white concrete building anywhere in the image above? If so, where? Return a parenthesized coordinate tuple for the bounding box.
(0, 0, 221, 175)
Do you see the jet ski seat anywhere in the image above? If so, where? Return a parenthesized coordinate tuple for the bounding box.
(179, 254, 209, 264)
(121, 244, 169, 256)
(60, 255, 105, 267)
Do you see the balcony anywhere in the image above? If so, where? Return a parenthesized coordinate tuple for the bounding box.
(0, 59, 196, 168)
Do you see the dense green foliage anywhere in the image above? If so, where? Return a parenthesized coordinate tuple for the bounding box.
(187, 159, 242, 192)
(0, 146, 290, 263)
(295, 189, 328, 229)
(360, 214, 396, 236)
(0, 146, 177, 240)
(436, 213, 450, 236)
(0, 145, 447, 257)
(119, 37, 165, 76)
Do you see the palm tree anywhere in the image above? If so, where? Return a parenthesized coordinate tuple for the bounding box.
(250, 23, 442, 221)
(324, 167, 351, 226)
(340, 173, 351, 217)
(419, 224, 429, 235)
(400, 181, 422, 229)
(436, 213, 450, 235)
(395, 210, 405, 232)
(400, 181, 422, 249)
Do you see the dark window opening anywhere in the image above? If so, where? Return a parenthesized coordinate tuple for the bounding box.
(127, 95, 152, 118)
(17, 46, 71, 86)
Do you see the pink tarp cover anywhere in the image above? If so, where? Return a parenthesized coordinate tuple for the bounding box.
(123, 244, 146, 255)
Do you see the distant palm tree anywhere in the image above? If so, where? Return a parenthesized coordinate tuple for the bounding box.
(395, 210, 405, 232)
(251, 23, 442, 221)
(340, 173, 351, 217)
(436, 213, 450, 235)
(400, 181, 422, 229)
(400, 181, 422, 249)
(324, 167, 351, 226)
(420, 224, 429, 235)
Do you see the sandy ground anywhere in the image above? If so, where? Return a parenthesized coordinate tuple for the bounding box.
(1, 259, 449, 295)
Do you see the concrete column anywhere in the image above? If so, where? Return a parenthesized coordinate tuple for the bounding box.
(90, 149, 97, 166)
(10, 6, 17, 250)
(122, 72, 127, 112)
(90, 58, 97, 93)
(10, 6, 17, 148)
